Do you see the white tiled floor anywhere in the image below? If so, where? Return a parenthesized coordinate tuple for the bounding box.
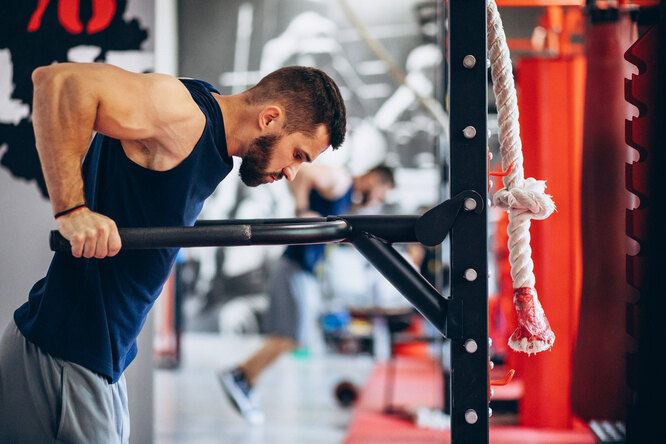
(154, 332, 374, 444)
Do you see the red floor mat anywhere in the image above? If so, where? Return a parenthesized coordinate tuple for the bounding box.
(343, 357, 595, 444)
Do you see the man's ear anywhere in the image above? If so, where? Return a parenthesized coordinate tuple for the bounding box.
(259, 105, 283, 130)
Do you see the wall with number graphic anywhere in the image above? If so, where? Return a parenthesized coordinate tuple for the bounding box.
(0, 2, 155, 442)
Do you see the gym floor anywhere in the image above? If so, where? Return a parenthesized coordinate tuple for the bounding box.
(154, 332, 375, 444)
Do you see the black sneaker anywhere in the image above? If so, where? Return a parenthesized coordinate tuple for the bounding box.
(218, 368, 265, 424)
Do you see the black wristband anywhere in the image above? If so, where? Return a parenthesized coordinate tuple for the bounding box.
(54, 204, 87, 219)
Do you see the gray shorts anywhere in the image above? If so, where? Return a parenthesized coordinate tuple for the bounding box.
(0, 320, 129, 443)
(262, 256, 322, 345)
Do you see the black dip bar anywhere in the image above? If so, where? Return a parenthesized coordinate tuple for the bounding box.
(50, 191, 483, 345)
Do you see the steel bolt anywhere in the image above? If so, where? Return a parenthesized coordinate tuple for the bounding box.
(464, 339, 478, 354)
(463, 126, 477, 139)
(463, 55, 476, 69)
(465, 409, 478, 424)
(464, 268, 478, 282)
(463, 198, 477, 211)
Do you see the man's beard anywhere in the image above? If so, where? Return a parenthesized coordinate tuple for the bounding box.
(239, 134, 281, 187)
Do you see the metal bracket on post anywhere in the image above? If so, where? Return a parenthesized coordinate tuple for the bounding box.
(415, 190, 484, 247)
(448, 0, 489, 442)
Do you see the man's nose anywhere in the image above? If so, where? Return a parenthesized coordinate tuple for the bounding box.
(282, 163, 302, 182)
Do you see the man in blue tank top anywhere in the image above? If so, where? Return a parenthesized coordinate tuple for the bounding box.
(0, 63, 346, 443)
(220, 164, 394, 423)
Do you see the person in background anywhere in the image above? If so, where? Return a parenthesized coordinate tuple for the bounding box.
(219, 163, 394, 423)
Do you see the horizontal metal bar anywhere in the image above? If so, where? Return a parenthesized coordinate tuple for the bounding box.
(194, 217, 329, 226)
(50, 213, 424, 252)
(198, 215, 420, 243)
(334, 215, 419, 243)
(50, 220, 351, 251)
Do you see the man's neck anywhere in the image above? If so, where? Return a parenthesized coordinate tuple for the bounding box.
(215, 93, 252, 158)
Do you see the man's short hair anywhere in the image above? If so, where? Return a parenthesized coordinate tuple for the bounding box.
(368, 164, 395, 188)
(245, 66, 346, 149)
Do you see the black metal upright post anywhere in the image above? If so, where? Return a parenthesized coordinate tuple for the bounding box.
(447, 0, 489, 443)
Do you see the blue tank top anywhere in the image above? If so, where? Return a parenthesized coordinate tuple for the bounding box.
(14, 79, 232, 383)
(283, 187, 353, 272)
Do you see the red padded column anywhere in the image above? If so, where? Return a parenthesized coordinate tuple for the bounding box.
(514, 54, 585, 428)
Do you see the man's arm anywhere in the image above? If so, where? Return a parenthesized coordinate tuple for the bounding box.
(32, 62, 204, 258)
(289, 164, 352, 215)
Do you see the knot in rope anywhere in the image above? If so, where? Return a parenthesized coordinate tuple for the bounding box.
(492, 177, 555, 220)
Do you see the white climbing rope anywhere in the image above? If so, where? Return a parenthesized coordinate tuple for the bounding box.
(487, 0, 556, 354)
